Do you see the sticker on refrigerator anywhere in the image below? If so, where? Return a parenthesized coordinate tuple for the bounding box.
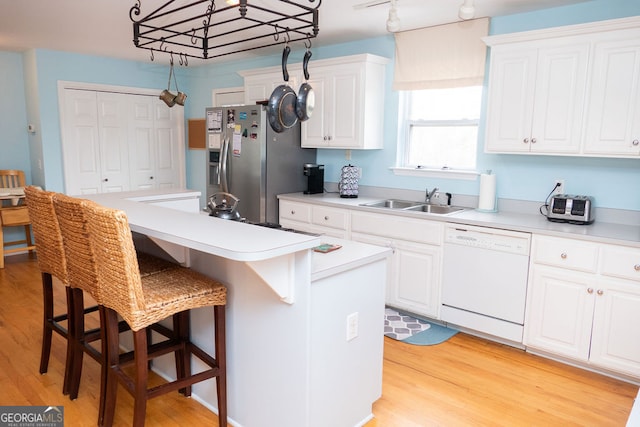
(207, 109, 222, 133)
(239, 111, 248, 121)
(226, 109, 236, 128)
(232, 133, 242, 156)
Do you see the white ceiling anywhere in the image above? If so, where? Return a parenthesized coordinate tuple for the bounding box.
(0, 0, 589, 65)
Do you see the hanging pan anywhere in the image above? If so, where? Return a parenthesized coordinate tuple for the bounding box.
(296, 49, 315, 121)
(267, 44, 298, 133)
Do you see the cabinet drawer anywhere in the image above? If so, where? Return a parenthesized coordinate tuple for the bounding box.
(311, 206, 348, 230)
(600, 245, 640, 281)
(351, 212, 443, 245)
(532, 236, 599, 272)
(279, 200, 311, 223)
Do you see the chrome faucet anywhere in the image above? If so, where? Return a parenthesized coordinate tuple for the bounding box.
(425, 187, 439, 204)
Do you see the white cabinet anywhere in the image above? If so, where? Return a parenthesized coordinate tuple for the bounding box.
(61, 88, 185, 195)
(242, 71, 300, 105)
(301, 55, 387, 149)
(484, 17, 640, 158)
(241, 54, 388, 150)
(583, 29, 640, 156)
(351, 211, 443, 318)
(484, 40, 589, 154)
(525, 235, 640, 379)
(279, 200, 349, 238)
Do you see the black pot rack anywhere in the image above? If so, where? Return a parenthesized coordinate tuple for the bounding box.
(130, 0, 321, 63)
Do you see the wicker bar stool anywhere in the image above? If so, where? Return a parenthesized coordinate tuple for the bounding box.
(84, 202, 228, 427)
(52, 194, 180, 407)
(23, 186, 74, 394)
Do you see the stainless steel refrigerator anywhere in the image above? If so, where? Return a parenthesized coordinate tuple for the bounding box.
(205, 105, 317, 224)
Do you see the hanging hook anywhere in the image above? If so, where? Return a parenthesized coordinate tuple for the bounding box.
(170, 52, 174, 66)
(159, 38, 165, 52)
(191, 28, 197, 45)
(179, 53, 184, 66)
(273, 24, 281, 42)
(150, 49, 155, 61)
(304, 35, 312, 50)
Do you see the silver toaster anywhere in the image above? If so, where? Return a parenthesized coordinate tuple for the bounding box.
(547, 194, 594, 225)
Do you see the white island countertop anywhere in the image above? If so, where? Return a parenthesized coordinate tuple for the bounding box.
(85, 189, 322, 262)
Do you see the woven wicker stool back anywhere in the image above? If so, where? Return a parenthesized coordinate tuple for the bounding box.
(23, 186, 67, 282)
(84, 203, 150, 330)
(52, 194, 99, 299)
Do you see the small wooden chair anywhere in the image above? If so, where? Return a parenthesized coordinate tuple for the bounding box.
(0, 170, 35, 268)
(84, 202, 228, 427)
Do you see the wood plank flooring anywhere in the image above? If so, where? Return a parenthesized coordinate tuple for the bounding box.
(1, 253, 637, 426)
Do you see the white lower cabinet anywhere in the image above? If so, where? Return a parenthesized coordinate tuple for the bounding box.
(351, 211, 443, 319)
(525, 235, 640, 379)
(279, 200, 349, 238)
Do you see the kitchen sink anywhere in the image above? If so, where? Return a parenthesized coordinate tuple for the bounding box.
(405, 204, 466, 215)
(360, 199, 423, 209)
(360, 199, 466, 215)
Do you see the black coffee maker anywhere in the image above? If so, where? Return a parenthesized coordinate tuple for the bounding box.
(303, 164, 324, 194)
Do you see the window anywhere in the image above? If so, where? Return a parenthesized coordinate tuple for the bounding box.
(398, 86, 482, 172)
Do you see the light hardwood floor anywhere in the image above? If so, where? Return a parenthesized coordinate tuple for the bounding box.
(1, 253, 637, 426)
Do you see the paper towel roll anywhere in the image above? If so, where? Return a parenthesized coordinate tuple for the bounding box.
(478, 173, 497, 211)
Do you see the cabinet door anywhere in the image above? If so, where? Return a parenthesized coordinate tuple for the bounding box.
(393, 240, 441, 318)
(525, 265, 595, 361)
(152, 98, 183, 189)
(129, 96, 156, 190)
(96, 92, 130, 193)
(530, 43, 589, 153)
(583, 34, 640, 156)
(300, 75, 328, 147)
(485, 47, 537, 153)
(590, 278, 640, 377)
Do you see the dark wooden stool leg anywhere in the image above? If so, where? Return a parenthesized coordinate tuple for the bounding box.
(176, 311, 191, 397)
(215, 305, 227, 427)
(102, 308, 121, 427)
(67, 288, 85, 400)
(39, 273, 54, 375)
(132, 329, 149, 427)
(62, 286, 76, 396)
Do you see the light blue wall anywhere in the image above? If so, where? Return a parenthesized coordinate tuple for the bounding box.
(0, 0, 638, 217)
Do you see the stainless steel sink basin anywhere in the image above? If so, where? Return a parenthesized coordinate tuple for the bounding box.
(405, 204, 465, 215)
(360, 199, 423, 209)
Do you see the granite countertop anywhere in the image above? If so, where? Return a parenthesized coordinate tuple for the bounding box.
(278, 192, 640, 248)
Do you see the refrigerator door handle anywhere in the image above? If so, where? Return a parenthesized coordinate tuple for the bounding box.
(220, 137, 230, 193)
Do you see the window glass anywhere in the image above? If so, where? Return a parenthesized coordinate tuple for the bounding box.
(399, 86, 482, 171)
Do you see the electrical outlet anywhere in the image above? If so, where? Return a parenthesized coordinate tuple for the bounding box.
(553, 179, 565, 195)
(346, 312, 359, 341)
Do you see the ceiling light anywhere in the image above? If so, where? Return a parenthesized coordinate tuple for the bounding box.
(459, 0, 475, 20)
(386, 0, 400, 32)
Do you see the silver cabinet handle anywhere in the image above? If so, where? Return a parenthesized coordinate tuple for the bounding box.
(103, 178, 109, 182)
(635, 264, 640, 271)
(324, 215, 329, 221)
(290, 210, 295, 215)
(587, 288, 594, 294)
(523, 138, 529, 144)
(531, 138, 537, 144)
(560, 253, 567, 259)
(597, 289, 604, 296)
(150, 176, 154, 180)
(633, 139, 639, 146)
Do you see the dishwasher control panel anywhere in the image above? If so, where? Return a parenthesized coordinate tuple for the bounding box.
(444, 224, 531, 256)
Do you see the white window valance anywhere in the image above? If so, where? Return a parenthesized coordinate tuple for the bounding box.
(392, 17, 490, 91)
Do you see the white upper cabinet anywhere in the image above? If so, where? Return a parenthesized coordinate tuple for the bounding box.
(583, 29, 640, 156)
(485, 41, 588, 154)
(240, 53, 389, 149)
(484, 16, 640, 158)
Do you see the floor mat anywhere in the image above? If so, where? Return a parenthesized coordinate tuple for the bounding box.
(384, 307, 458, 346)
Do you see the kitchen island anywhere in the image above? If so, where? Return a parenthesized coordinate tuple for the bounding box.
(85, 189, 391, 427)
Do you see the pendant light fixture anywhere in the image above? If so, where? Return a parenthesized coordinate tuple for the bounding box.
(386, 0, 400, 32)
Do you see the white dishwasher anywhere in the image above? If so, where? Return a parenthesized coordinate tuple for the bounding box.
(441, 224, 531, 343)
